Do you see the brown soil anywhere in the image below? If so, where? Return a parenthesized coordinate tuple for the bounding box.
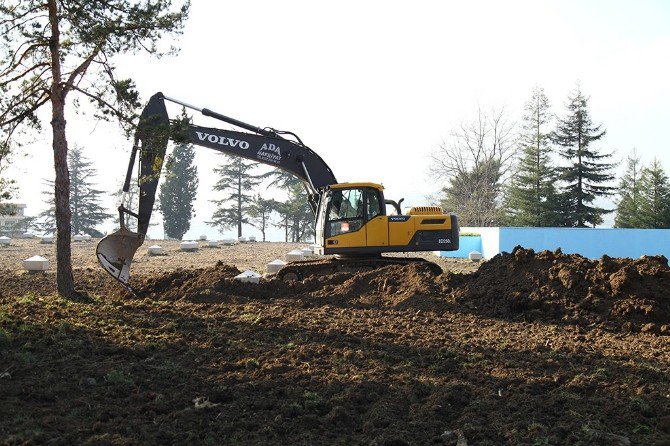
(1, 242, 669, 445)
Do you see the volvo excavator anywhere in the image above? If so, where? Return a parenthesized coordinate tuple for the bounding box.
(97, 93, 459, 292)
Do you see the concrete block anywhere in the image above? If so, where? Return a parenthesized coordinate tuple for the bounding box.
(234, 270, 261, 284)
(24, 255, 49, 271)
(468, 250, 483, 262)
(266, 259, 287, 274)
(286, 249, 305, 263)
(180, 241, 199, 251)
(148, 245, 164, 256)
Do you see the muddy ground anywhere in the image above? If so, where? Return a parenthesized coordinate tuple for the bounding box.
(0, 240, 669, 445)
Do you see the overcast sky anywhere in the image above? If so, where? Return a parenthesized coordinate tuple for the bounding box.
(6, 0, 670, 240)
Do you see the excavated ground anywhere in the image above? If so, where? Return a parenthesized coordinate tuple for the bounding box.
(1, 244, 669, 445)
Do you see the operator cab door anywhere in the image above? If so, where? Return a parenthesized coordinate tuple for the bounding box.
(364, 188, 388, 247)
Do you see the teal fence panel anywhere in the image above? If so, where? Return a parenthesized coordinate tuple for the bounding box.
(440, 235, 482, 258)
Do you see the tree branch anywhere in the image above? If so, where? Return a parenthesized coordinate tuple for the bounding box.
(0, 41, 49, 78)
(0, 62, 50, 88)
(62, 43, 103, 94)
(67, 84, 133, 124)
(0, 90, 50, 127)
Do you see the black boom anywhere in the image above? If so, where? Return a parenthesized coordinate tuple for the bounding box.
(123, 92, 338, 239)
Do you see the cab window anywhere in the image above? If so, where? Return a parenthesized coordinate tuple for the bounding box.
(328, 188, 363, 236)
(366, 188, 381, 220)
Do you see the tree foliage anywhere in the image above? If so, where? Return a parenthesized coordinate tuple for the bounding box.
(614, 150, 643, 228)
(158, 143, 198, 239)
(506, 87, 562, 226)
(637, 159, 670, 228)
(38, 146, 111, 236)
(431, 107, 517, 226)
(552, 86, 615, 227)
(209, 155, 262, 237)
(274, 182, 315, 242)
(0, 0, 189, 296)
(247, 194, 277, 242)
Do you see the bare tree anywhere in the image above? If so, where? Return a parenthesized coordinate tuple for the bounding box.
(430, 106, 517, 226)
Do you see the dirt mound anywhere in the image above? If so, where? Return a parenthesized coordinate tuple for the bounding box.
(127, 260, 443, 309)
(305, 262, 443, 308)
(446, 246, 670, 334)
(122, 248, 670, 334)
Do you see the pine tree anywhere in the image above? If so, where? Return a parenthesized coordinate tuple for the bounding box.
(209, 155, 262, 237)
(637, 159, 670, 228)
(552, 86, 615, 227)
(614, 150, 643, 228)
(248, 194, 277, 242)
(158, 143, 198, 240)
(274, 183, 314, 242)
(264, 169, 315, 242)
(38, 146, 111, 236)
(506, 86, 560, 226)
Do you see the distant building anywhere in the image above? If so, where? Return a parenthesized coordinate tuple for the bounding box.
(0, 203, 29, 235)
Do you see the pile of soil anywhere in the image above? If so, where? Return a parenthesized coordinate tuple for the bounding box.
(444, 247, 670, 334)
(124, 247, 670, 335)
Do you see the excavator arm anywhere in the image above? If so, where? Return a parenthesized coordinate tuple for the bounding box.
(97, 92, 337, 292)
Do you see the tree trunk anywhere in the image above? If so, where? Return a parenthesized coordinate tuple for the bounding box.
(48, 0, 75, 297)
(237, 175, 242, 237)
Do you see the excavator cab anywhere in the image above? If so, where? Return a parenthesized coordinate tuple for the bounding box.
(315, 183, 385, 255)
(315, 182, 459, 256)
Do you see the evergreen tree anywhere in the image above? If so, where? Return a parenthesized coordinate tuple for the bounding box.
(248, 194, 277, 242)
(614, 150, 643, 228)
(0, 0, 189, 296)
(506, 86, 561, 226)
(0, 176, 16, 216)
(158, 143, 198, 240)
(274, 183, 315, 242)
(38, 146, 111, 236)
(264, 169, 315, 242)
(552, 86, 615, 227)
(637, 159, 670, 228)
(209, 155, 262, 237)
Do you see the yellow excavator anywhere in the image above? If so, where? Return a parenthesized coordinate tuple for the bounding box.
(97, 93, 459, 291)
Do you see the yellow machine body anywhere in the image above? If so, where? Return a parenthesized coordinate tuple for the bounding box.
(314, 182, 458, 255)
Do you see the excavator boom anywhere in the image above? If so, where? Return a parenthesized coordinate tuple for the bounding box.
(97, 92, 336, 292)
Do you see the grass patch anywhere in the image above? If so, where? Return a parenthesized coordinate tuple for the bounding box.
(105, 369, 134, 386)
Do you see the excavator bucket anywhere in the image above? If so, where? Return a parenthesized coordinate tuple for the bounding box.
(96, 227, 144, 292)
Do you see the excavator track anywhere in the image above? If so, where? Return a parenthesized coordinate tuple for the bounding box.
(275, 256, 443, 282)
